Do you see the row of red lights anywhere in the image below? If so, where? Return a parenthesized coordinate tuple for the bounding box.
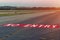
(1, 24, 60, 28)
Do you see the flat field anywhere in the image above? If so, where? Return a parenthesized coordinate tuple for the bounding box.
(0, 10, 56, 16)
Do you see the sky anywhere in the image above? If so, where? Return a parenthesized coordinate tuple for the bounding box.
(0, 0, 60, 7)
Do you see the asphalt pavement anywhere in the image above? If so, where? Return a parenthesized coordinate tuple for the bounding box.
(20, 12, 60, 25)
(0, 11, 60, 40)
(0, 11, 54, 24)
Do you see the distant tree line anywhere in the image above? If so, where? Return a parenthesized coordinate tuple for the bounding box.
(0, 6, 16, 10)
(0, 6, 60, 10)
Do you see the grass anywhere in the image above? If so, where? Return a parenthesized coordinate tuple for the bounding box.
(0, 13, 33, 16)
(0, 10, 36, 16)
(0, 10, 55, 16)
(0, 14, 15, 16)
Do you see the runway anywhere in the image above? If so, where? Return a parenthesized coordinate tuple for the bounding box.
(0, 11, 60, 40)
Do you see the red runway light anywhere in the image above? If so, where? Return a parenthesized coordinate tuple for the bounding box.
(2, 24, 60, 28)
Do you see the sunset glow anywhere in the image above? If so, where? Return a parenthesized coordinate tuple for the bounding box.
(0, 0, 60, 7)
